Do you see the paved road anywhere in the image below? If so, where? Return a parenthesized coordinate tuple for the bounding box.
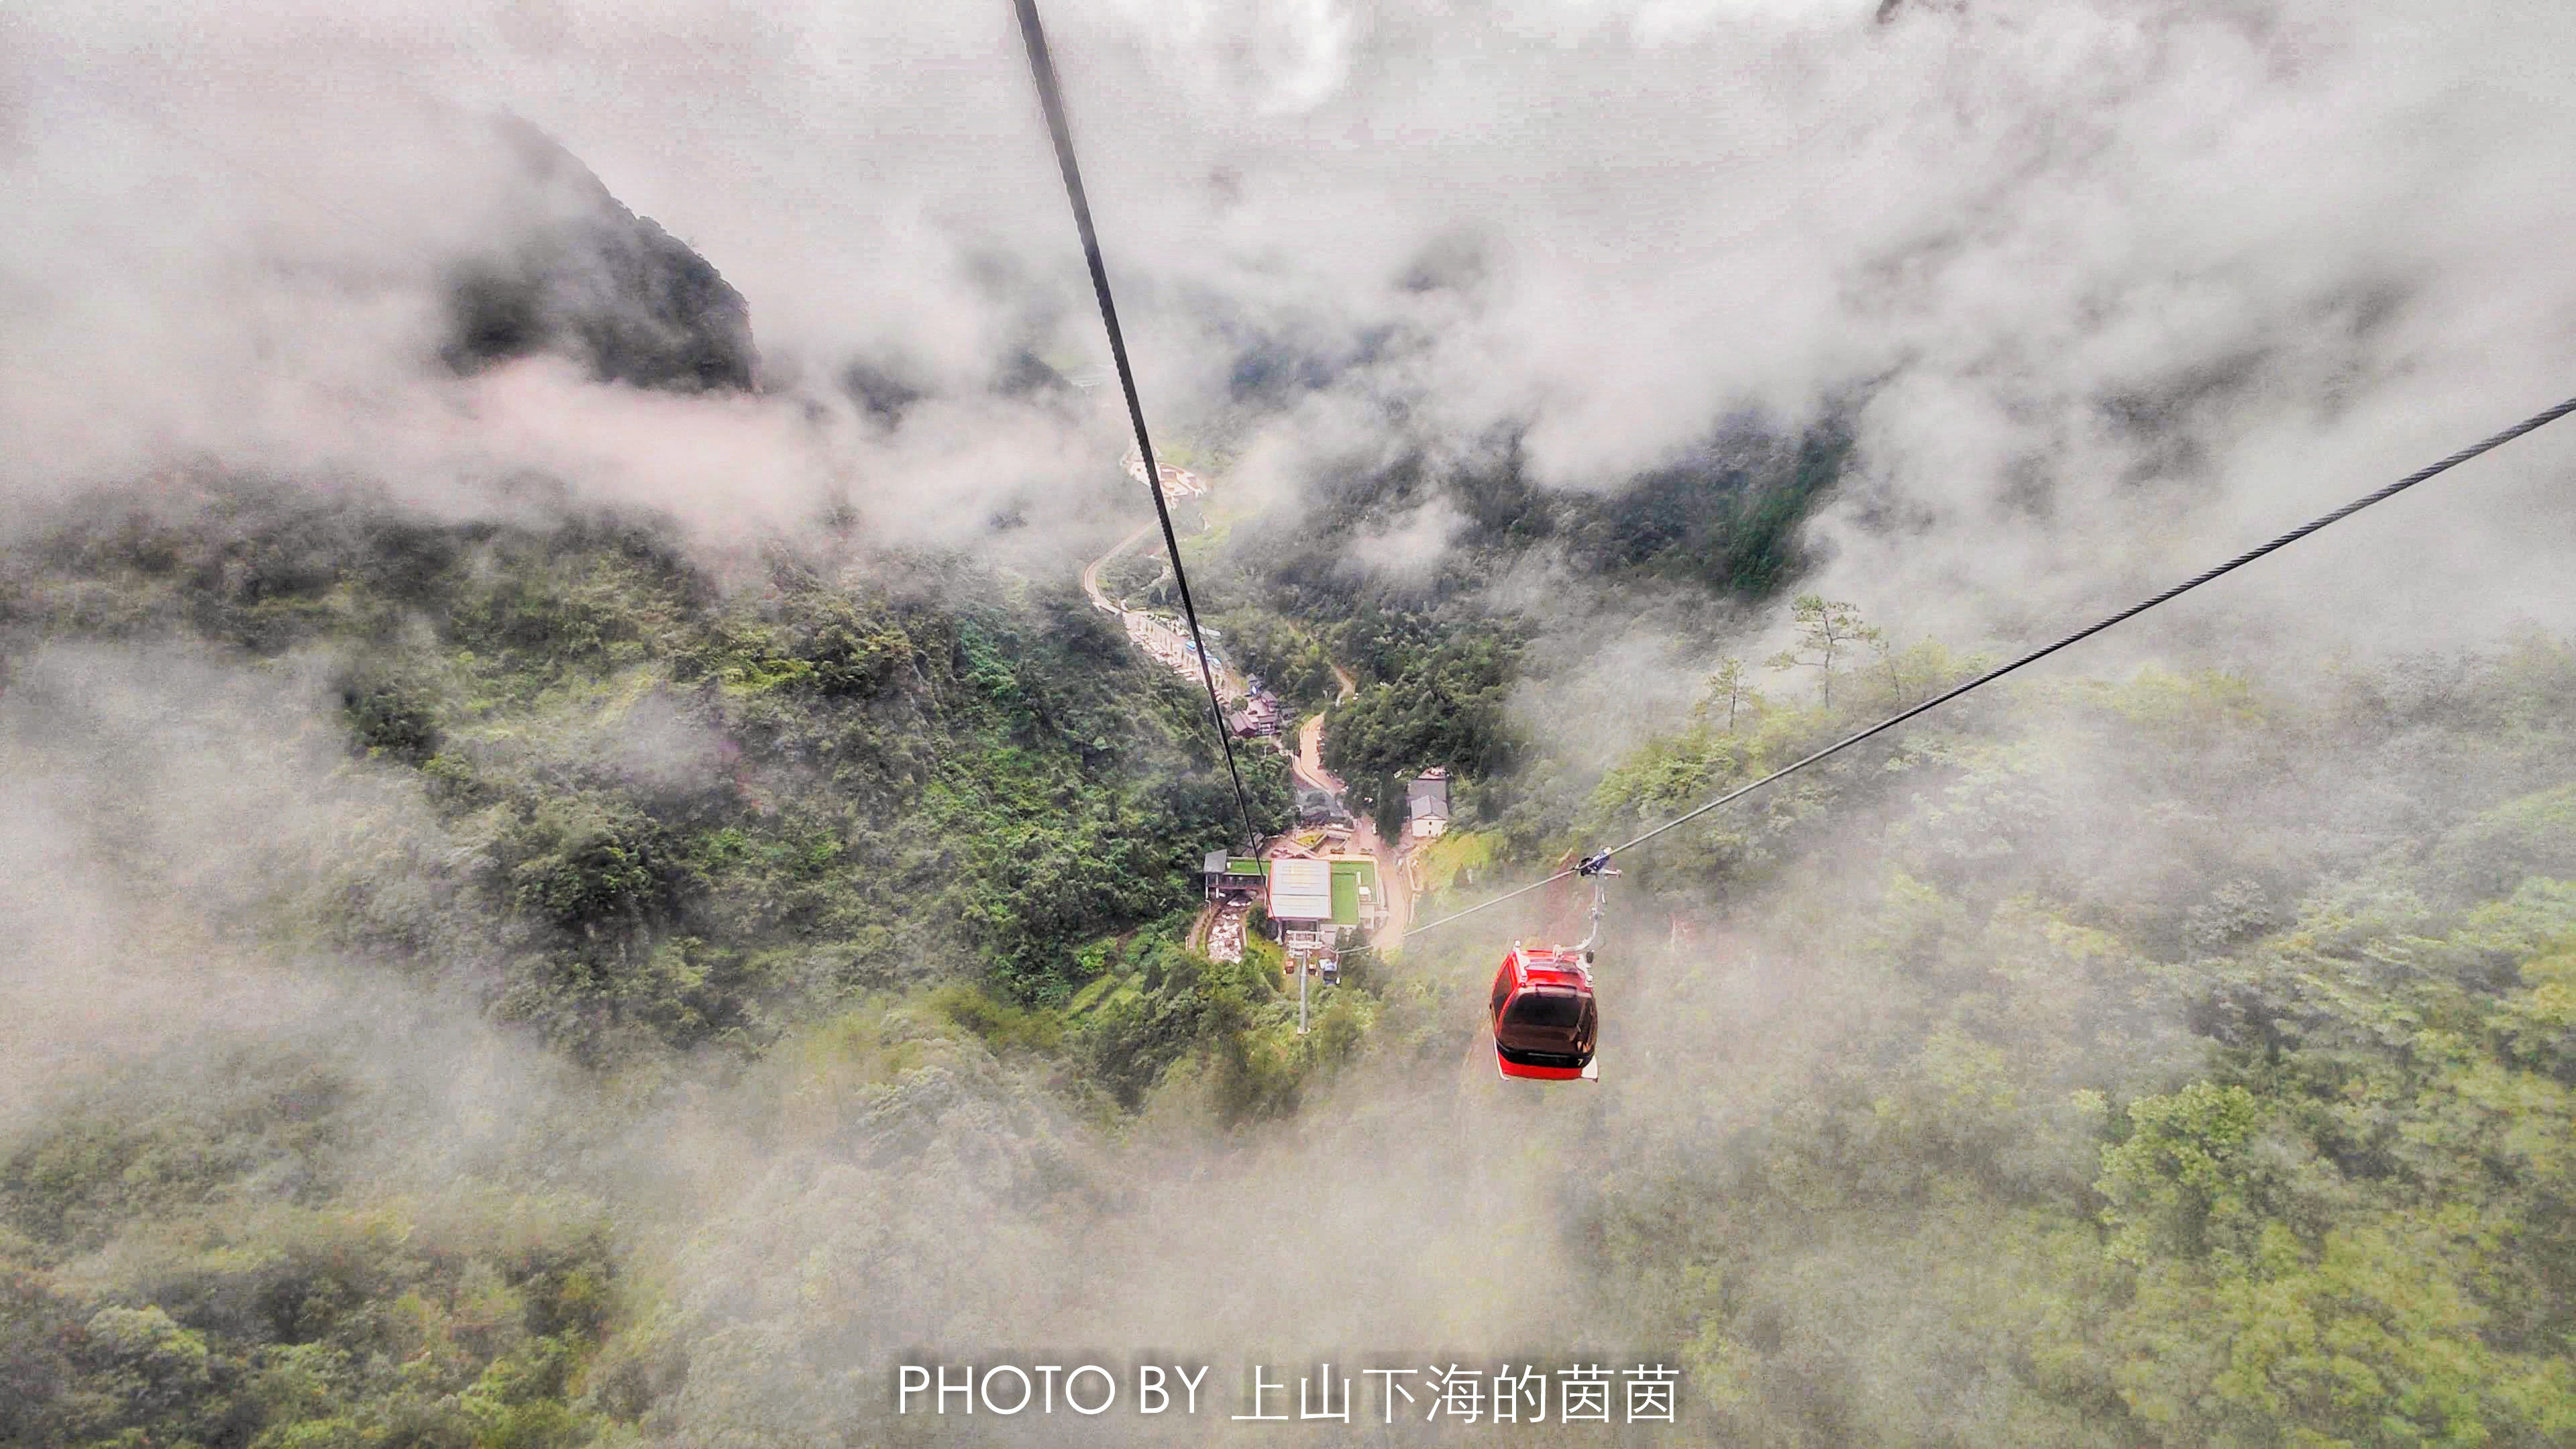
(1289, 678, 1414, 953)
(1293, 712, 1343, 795)
(1291, 658, 1360, 793)
(1079, 520, 1156, 611)
(1365, 820, 1409, 955)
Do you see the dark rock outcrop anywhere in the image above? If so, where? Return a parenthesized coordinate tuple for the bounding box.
(442, 118, 758, 394)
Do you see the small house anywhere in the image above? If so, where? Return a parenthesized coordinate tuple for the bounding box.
(1406, 767, 1452, 840)
(1201, 851, 1267, 902)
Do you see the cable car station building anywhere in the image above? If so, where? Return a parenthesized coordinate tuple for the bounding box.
(1199, 853, 1385, 959)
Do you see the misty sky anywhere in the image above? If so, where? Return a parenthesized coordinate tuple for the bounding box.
(5, 0, 2573, 651)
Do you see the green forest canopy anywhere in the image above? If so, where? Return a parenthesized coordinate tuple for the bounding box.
(5, 482, 2575, 1446)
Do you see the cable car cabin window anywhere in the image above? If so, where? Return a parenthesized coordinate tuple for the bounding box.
(1505, 990, 1587, 1030)
(1490, 961, 1514, 1018)
(1497, 989, 1593, 1062)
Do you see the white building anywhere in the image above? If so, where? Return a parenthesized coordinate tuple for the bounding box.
(1406, 768, 1452, 840)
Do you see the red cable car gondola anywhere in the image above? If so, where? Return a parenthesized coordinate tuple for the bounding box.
(1490, 945, 1599, 1081)
(1489, 852, 1615, 1082)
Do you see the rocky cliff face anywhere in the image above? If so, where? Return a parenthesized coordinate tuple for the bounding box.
(442, 118, 757, 394)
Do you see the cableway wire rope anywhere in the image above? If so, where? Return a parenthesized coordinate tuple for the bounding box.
(1388, 394, 2576, 945)
(1013, 0, 1265, 853)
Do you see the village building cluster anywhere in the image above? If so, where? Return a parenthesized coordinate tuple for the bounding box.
(1201, 765, 1451, 978)
(1201, 847, 1383, 982)
(1089, 439, 1451, 986)
(1123, 447, 1209, 498)
(1120, 610, 1223, 683)
(1113, 610, 1286, 739)
(1229, 687, 1283, 739)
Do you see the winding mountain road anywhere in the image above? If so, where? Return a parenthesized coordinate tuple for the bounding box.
(1080, 517, 1248, 700)
(1079, 520, 1155, 612)
(1293, 712, 1342, 795)
(1078, 453, 1415, 950)
(1291, 668, 1413, 955)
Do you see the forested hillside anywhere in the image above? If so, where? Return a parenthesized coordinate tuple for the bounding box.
(4, 483, 1293, 1034)
(0, 482, 1341, 1446)
(1195, 421, 1851, 833)
(1406, 623, 2576, 1445)
(10, 488, 2575, 1444)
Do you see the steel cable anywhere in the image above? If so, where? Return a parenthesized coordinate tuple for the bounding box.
(1014, 0, 1266, 853)
(1398, 394, 2576, 942)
